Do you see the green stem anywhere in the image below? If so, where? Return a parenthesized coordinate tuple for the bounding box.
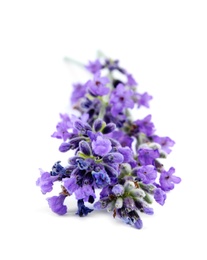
(96, 50, 108, 59)
(64, 57, 85, 67)
(98, 100, 106, 120)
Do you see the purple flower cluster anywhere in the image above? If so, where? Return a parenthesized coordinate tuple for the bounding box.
(36, 54, 181, 229)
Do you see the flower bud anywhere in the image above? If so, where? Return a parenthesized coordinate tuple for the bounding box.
(107, 201, 115, 212)
(103, 152, 124, 164)
(143, 207, 154, 215)
(59, 142, 71, 152)
(69, 137, 86, 149)
(129, 188, 145, 198)
(112, 184, 124, 196)
(74, 120, 92, 133)
(115, 197, 123, 209)
(102, 123, 116, 134)
(108, 138, 121, 148)
(120, 163, 132, 174)
(76, 158, 89, 170)
(143, 193, 153, 204)
(93, 119, 104, 132)
(104, 164, 118, 177)
(124, 181, 135, 191)
(79, 141, 92, 156)
(134, 218, 143, 229)
(123, 197, 136, 212)
(69, 156, 83, 165)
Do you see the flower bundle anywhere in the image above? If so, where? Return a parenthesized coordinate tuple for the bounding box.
(36, 54, 181, 229)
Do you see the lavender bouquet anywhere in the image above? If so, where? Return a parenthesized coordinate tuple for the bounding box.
(36, 53, 181, 229)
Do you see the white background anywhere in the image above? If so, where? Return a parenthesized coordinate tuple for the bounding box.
(0, 1, 207, 259)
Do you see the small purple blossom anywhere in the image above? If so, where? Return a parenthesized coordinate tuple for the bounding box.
(86, 72, 109, 96)
(85, 59, 102, 74)
(104, 59, 126, 73)
(71, 83, 87, 104)
(77, 199, 93, 216)
(152, 135, 175, 154)
(36, 169, 58, 194)
(51, 161, 65, 176)
(118, 147, 133, 163)
(63, 176, 79, 194)
(136, 92, 153, 108)
(138, 148, 160, 166)
(136, 165, 157, 184)
(126, 74, 138, 86)
(100, 185, 112, 199)
(74, 119, 92, 134)
(51, 113, 73, 141)
(110, 130, 133, 148)
(75, 185, 96, 202)
(154, 188, 167, 205)
(92, 170, 110, 188)
(110, 84, 134, 116)
(133, 115, 155, 136)
(92, 135, 112, 157)
(51, 123, 70, 141)
(159, 167, 181, 191)
(47, 195, 67, 215)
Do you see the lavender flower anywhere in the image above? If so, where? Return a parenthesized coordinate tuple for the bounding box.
(112, 184, 124, 196)
(63, 176, 79, 193)
(152, 135, 175, 154)
(110, 130, 133, 148)
(136, 165, 157, 184)
(51, 113, 73, 141)
(136, 92, 153, 108)
(51, 122, 70, 141)
(85, 59, 102, 74)
(77, 199, 93, 216)
(104, 59, 126, 73)
(126, 74, 138, 86)
(118, 147, 133, 163)
(75, 185, 96, 202)
(36, 169, 58, 194)
(138, 148, 160, 166)
(103, 152, 124, 164)
(47, 195, 67, 215)
(154, 188, 167, 205)
(133, 114, 155, 136)
(85, 72, 109, 96)
(92, 170, 110, 188)
(71, 83, 86, 104)
(110, 84, 134, 116)
(159, 167, 181, 191)
(92, 135, 112, 156)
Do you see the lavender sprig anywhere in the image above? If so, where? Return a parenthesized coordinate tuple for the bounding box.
(36, 53, 181, 229)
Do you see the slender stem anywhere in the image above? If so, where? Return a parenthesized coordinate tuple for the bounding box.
(98, 99, 106, 120)
(64, 56, 85, 67)
(96, 50, 108, 59)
